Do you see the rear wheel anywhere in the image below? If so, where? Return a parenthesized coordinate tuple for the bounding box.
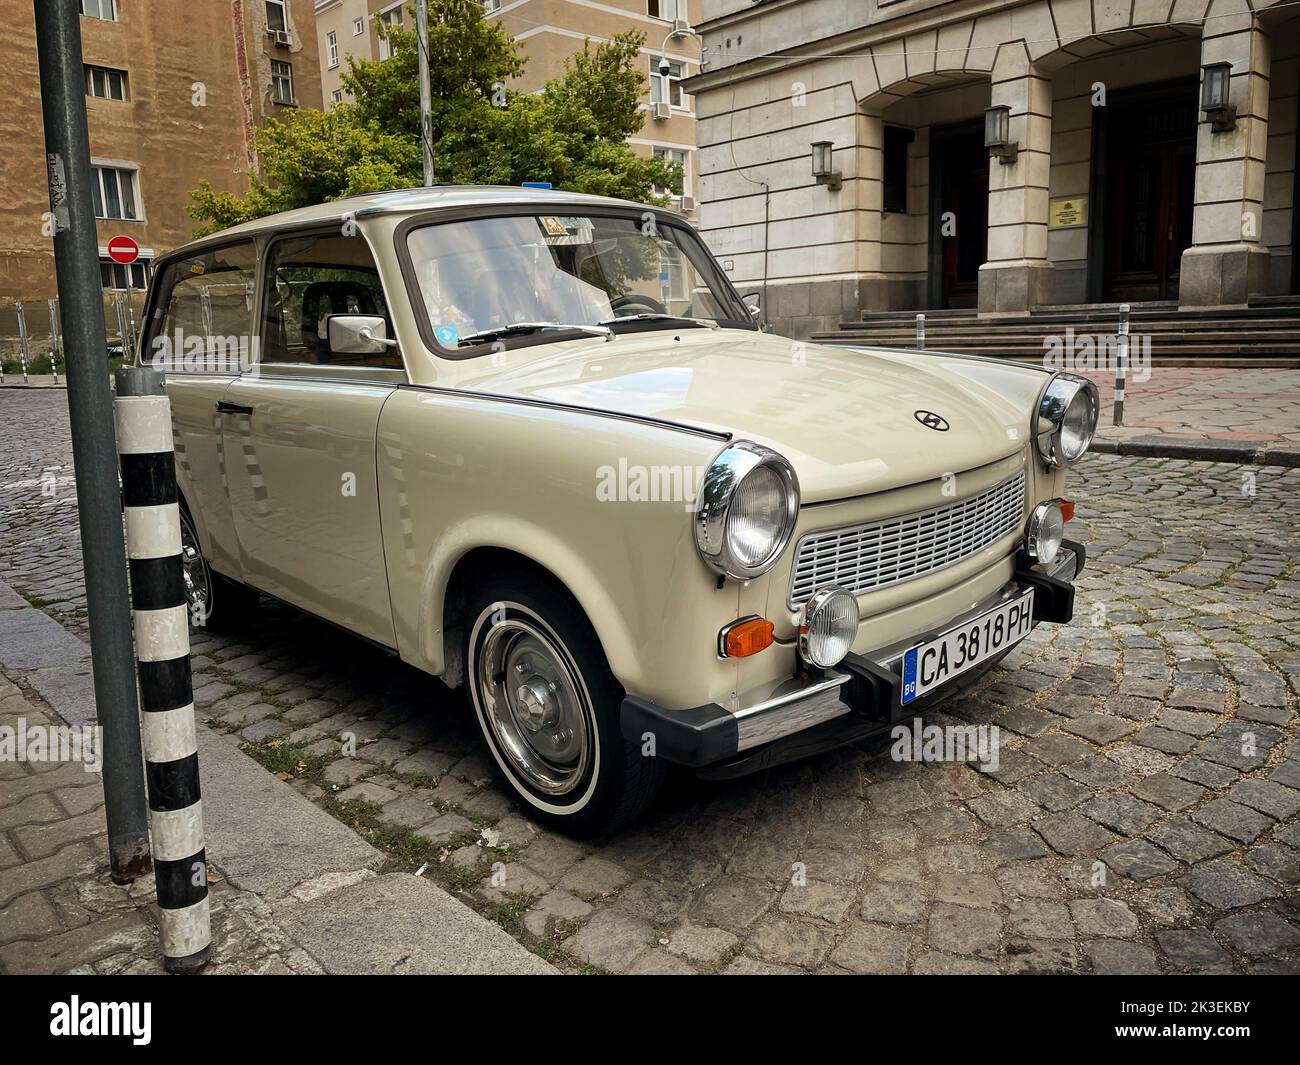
(463, 573, 664, 834)
(179, 507, 258, 632)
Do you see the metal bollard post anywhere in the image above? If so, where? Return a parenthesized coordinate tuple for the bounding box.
(16, 301, 31, 384)
(48, 298, 61, 385)
(114, 365, 211, 974)
(1114, 303, 1129, 426)
(916, 312, 925, 351)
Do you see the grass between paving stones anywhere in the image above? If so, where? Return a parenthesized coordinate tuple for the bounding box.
(233, 734, 577, 959)
(240, 738, 329, 779)
(222, 674, 610, 973)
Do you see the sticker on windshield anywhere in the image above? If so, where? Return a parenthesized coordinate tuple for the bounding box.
(433, 324, 460, 346)
(539, 216, 568, 236)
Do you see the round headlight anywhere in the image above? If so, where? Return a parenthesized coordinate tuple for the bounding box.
(695, 441, 799, 580)
(1026, 501, 1065, 564)
(799, 586, 859, 668)
(1036, 374, 1099, 468)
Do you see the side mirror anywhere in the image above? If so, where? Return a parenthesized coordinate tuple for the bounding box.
(327, 314, 396, 354)
(741, 293, 761, 320)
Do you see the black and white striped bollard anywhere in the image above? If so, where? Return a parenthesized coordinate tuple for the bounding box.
(114, 365, 210, 974)
(1113, 302, 1129, 426)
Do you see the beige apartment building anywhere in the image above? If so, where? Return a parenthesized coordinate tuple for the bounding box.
(314, 0, 700, 213)
(686, 0, 1300, 337)
(0, 0, 321, 304)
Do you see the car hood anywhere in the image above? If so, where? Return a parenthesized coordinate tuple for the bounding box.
(443, 329, 1050, 502)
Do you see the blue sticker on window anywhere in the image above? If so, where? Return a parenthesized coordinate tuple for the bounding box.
(434, 324, 460, 346)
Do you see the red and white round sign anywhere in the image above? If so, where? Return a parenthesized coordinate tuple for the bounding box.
(107, 235, 139, 265)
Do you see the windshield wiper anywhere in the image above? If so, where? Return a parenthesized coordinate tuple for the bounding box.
(599, 313, 718, 331)
(458, 321, 612, 346)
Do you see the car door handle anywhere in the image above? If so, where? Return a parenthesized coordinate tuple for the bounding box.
(215, 400, 254, 415)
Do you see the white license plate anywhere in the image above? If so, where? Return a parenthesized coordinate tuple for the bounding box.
(901, 590, 1035, 705)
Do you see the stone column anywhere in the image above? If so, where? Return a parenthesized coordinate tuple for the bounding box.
(1180, 12, 1270, 307)
(979, 49, 1054, 314)
(854, 110, 888, 312)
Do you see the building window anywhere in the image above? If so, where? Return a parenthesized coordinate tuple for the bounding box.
(652, 146, 688, 200)
(483, 0, 501, 11)
(327, 30, 339, 68)
(271, 60, 295, 105)
(648, 0, 682, 19)
(85, 65, 127, 101)
(79, 0, 117, 21)
(379, 7, 403, 59)
(650, 59, 685, 109)
(882, 126, 914, 214)
(90, 165, 139, 220)
(265, 0, 287, 33)
(100, 258, 149, 291)
(352, 17, 364, 35)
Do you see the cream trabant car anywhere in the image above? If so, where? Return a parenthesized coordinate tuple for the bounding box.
(145, 186, 1098, 832)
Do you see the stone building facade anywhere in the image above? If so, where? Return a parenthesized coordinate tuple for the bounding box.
(686, 0, 1300, 336)
(0, 0, 322, 303)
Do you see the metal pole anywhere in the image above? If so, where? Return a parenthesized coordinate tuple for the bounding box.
(916, 312, 925, 351)
(416, 0, 434, 186)
(1114, 302, 1129, 427)
(48, 298, 60, 385)
(16, 301, 31, 384)
(34, 0, 151, 883)
(115, 365, 210, 974)
(114, 291, 128, 355)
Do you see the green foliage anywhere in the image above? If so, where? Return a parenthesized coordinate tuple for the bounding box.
(190, 0, 680, 234)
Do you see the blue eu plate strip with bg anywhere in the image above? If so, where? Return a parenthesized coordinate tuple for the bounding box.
(902, 648, 919, 705)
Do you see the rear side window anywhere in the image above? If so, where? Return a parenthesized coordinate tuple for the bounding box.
(146, 242, 257, 373)
(260, 232, 399, 369)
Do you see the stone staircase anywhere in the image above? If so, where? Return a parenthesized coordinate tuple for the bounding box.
(809, 299, 1300, 366)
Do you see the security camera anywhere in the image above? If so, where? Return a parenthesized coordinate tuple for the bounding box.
(658, 56, 671, 77)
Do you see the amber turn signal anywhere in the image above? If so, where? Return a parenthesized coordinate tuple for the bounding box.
(1058, 499, 1075, 522)
(720, 617, 774, 658)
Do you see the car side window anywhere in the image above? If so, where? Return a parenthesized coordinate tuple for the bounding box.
(147, 242, 257, 372)
(259, 232, 400, 370)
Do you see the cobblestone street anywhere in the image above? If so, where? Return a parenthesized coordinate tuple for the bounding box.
(2, 387, 1298, 974)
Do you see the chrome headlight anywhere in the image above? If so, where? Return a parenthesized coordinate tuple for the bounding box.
(1036, 374, 1099, 468)
(799, 586, 859, 668)
(1026, 501, 1065, 564)
(695, 441, 800, 580)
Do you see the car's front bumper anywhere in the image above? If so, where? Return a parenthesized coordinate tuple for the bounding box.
(620, 540, 1085, 779)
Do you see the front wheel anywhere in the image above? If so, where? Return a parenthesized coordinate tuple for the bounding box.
(464, 574, 664, 834)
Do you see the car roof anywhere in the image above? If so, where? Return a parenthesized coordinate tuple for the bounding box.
(181, 185, 665, 251)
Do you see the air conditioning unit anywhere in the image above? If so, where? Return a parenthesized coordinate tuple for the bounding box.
(672, 19, 691, 35)
(270, 29, 292, 46)
(652, 101, 671, 121)
(680, 194, 697, 211)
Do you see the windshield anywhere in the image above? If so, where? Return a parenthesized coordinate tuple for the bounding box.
(403, 212, 753, 354)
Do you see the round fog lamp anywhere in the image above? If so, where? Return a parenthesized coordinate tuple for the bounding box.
(1027, 501, 1065, 564)
(799, 587, 859, 668)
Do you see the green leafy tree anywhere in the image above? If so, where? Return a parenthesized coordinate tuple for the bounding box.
(189, 0, 680, 234)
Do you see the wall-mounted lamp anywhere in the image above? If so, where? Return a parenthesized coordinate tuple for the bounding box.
(811, 140, 842, 191)
(1201, 62, 1238, 132)
(984, 105, 1018, 164)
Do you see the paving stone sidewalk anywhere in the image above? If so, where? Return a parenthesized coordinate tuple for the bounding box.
(1078, 367, 1300, 465)
(2, 388, 1298, 974)
(0, 668, 325, 975)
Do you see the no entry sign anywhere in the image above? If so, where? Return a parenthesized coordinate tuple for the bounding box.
(107, 235, 139, 264)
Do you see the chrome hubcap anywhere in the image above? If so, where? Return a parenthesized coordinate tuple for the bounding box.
(477, 617, 590, 796)
(179, 514, 211, 613)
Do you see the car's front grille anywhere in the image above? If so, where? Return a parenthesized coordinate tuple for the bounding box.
(788, 470, 1026, 609)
